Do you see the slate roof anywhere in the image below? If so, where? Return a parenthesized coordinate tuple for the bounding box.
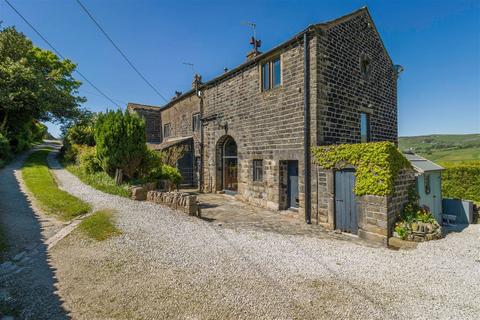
(404, 153, 444, 173)
(147, 136, 193, 151)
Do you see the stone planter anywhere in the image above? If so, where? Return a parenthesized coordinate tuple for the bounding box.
(394, 220, 442, 242)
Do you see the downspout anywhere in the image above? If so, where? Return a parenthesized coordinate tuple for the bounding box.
(199, 90, 204, 192)
(195, 79, 205, 193)
(303, 31, 312, 224)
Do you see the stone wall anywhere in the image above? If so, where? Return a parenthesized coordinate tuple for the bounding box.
(127, 104, 162, 143)
(160, 95, 201, 156)
(147, 191, 199, 216)
(317, 11, 397, 145)
(315, 167, 415, 246)
(199, 35, 318, 214)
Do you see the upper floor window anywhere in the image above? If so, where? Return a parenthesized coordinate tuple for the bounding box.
(253, 159, 263, 181)
(163, 123, 171, 138)
(261, 57, 281, 91)
(192, 113, 201, 131)
(360, 112, 371, 143)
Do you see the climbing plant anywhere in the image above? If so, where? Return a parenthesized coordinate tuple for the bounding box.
(311, 141, 411, 196)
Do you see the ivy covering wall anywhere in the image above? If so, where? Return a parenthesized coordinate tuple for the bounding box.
(311, 142, 411, 196)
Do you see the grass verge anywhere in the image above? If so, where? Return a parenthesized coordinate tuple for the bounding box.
(79, 209, 122, 241)
(22, 149, 91, 221)
(64, 163, 131, 198)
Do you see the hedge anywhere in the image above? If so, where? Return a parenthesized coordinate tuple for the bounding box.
(441, 161, 480, 204)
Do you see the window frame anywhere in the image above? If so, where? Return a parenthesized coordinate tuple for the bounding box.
(261, 56, 281, 91)
(192, 113, 201, 131)
(360, 112, 371, 143)
(424, 174, 431, 195)
(252, 159, 263, 182)
(262, 62, 270, 91)
(163, 123, 171, 139)
(272, 57, 281, 88)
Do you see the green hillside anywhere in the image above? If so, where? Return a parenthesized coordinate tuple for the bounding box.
(398, 134, 480, 163)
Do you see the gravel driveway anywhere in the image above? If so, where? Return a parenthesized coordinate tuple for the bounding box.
(43, 149, 480, 319)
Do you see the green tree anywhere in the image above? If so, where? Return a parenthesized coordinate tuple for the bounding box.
(95, 110, 147, 179)
(0, 27, 85, 138)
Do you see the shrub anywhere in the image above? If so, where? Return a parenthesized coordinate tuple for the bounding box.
(63, 143, 83, 163)
(31, 120, 47, 143)
(137, 148, 163, 181)
(158, 145, 186, 167)
(95, 110, 147, 179)
(66, 123, 95, 146)
(441, 161, 480, 204)
(9, 125, 32, 153)
(78, 146, 101, 174)
(0, 132, 11, 161)
(311, 141, 411, 196)
(161, 165, 182, 190)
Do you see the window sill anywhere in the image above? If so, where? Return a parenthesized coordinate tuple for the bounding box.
(261, 84, 283, 95)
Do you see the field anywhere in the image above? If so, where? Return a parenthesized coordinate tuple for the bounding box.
(398, 134, 480, 163)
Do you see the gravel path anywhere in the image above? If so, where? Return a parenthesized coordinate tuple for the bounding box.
(44, 149, 480, 319)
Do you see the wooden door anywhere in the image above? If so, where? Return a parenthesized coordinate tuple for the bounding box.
(287, 161, 299, 208)
(335, 169, 358, 234)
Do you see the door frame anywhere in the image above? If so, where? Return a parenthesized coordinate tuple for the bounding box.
(216, 135, 238, 194)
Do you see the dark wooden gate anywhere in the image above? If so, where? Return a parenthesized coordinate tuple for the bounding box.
(335, 169, 358, 234)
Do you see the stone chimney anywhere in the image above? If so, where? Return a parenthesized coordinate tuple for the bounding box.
(192, 74, 203, 90)
(246, 36, 262, 61)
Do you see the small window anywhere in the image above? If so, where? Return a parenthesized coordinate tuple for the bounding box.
(253, 159, 263, 181)
(424, 174, 431, 195)
(272, 58, 281, 87)
(261, 57, 281, 91)
(192, 113, 200, 131)
(163, 123, 171, 138)
(360, 56, 371, 80)
(360, 112, 371, 143)
(262, 63, 270, 90)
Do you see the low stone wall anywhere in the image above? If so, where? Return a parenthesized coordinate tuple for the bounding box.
(357, 168, 415, 245)
(147, 191, 199, 216)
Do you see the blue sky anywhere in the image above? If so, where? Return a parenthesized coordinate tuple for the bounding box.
(1, 0, 479, 137)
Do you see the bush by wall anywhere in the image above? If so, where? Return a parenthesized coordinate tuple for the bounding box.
(78, 145, 101, 174)
(161, 165, 182, 190)
(311, 141, 411, 196)
(95, 110, 147, 179)
(441, 161, 480, 204)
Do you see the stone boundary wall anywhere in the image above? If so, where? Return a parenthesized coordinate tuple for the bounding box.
(147, 191, 199, 216)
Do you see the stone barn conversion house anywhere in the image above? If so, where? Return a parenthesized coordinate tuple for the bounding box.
(129, 7, 410, 245)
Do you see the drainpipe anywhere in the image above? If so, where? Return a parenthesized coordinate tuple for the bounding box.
(195, 79, 205, 193)
(303, 31, 312, 224)
(199, 92, 204, 192)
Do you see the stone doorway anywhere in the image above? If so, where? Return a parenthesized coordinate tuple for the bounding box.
(215, 135, 237, 194)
